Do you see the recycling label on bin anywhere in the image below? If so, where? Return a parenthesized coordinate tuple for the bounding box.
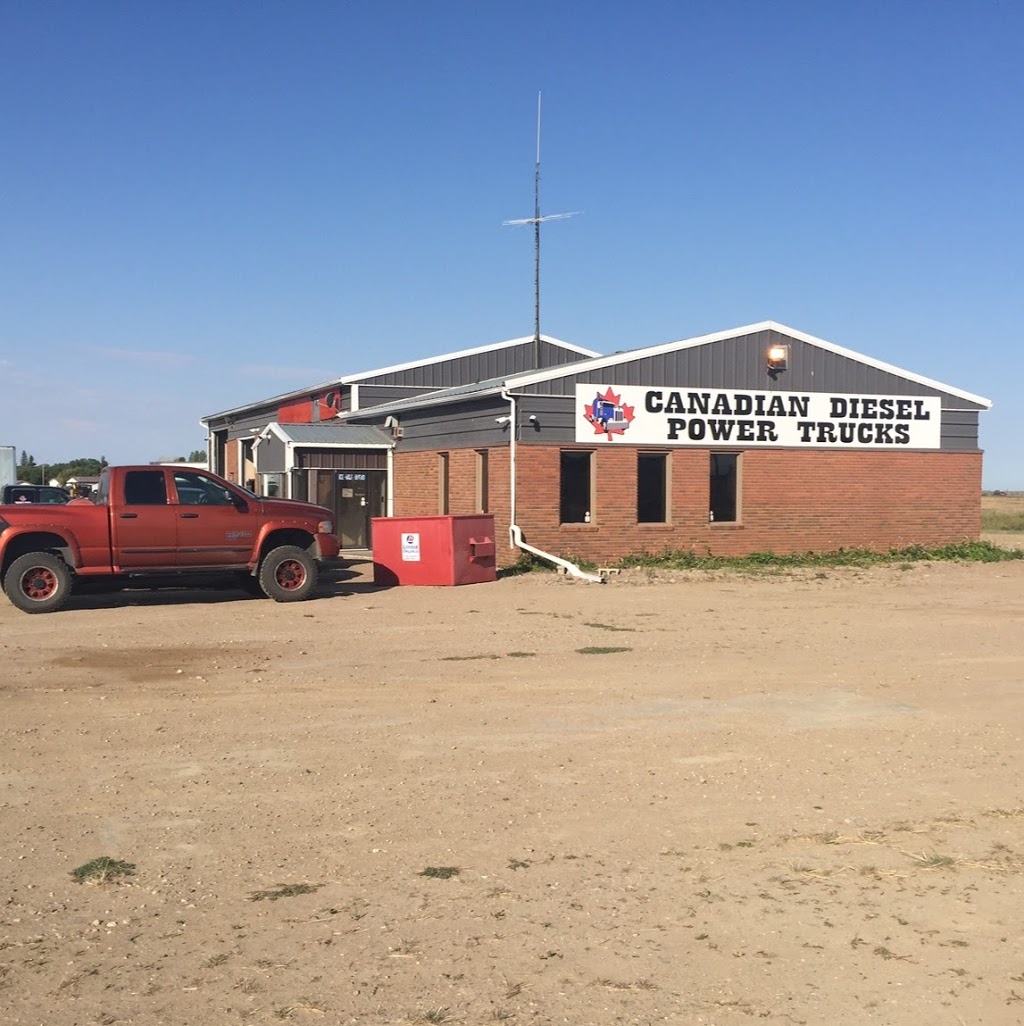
(401, 533, 421, 562)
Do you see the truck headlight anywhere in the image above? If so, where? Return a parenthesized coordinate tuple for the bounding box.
(318, 520, 333, 534)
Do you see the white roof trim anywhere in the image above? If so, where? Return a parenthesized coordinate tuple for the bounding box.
(201, 334, 599, 422)
(336, 385, 508, 421)
(335, 333, 598, 384)
(500, 321, 992, 408)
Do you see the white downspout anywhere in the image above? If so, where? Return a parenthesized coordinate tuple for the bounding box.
(386, 446, 394, 516)
(501, 389, 604, 585)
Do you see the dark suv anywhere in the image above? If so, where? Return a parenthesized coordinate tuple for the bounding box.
(1, 485, 71, 505)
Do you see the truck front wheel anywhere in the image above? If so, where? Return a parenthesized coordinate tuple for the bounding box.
(258, 545, 318, 602)
(4, 552, 74, 614)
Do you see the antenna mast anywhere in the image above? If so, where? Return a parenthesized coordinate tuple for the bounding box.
(503, 92, 577, 367)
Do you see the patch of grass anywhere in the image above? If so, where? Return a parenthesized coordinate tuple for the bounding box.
(499, 554, 552, 577)
(506, 651, 536, 658)
(71, 857, 136, 885)
(248, 883, 323, 902)
(419, 866, 460, 879)
(576, 645, 632, 655)
(202, 953, 230, 968)
(413, 1007, 453, 1024)
(914, 852, 957, 869)
(440, 654, 500, 661)
(618, 539, 1023, 571)
(507, 857, 530, 871)
(981, 508, 1024, 532)
(583, 622, 636, 632)
(499, 551, 598, 576)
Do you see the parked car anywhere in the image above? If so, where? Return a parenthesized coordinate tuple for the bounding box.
(1, 485, 71, 505)
(0, 465, 339, 612)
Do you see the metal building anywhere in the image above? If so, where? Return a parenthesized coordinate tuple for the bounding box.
(203, 322, 990, 563)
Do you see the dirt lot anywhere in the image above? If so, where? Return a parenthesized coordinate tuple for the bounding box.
(2, 555, 1024, 1026)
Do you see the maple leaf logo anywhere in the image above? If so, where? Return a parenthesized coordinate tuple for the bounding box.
(584, 387, 635, 439)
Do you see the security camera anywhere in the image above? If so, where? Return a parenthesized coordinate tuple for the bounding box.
(495, 416, 511, 425)
(528, 415, 539, 423)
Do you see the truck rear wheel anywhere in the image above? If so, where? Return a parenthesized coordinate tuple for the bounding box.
(258, 545, 318, 602)
(4, 552, 74, 613)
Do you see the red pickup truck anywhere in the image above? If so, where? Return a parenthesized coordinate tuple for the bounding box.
(0, 465, 339, 613)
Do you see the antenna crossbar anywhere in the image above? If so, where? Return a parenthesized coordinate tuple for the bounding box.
(501, 91, 579, 360)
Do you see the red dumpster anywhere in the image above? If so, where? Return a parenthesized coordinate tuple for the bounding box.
(371, 515, 497, 586)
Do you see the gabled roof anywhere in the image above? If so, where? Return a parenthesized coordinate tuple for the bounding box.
(201, 334, 599, 422)
(260, 423, 393, 447)
(342, 321, 991, 418)
(335, 333, 597, 383)
(505, 321, 991, 408)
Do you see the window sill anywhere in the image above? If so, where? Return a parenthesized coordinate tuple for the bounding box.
(709, 522, 744, 529)
(637, 523, 674, 530)
(560, 523, 597, 530)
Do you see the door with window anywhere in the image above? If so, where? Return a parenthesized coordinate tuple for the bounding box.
(333, 471, 386, 548)
(111, 469, 179, 569)
(171, 470, 253, 567)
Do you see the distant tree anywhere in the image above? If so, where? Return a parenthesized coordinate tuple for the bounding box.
(187, 449, 206, 462)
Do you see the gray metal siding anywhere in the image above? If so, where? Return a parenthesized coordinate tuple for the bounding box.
(352, 396, 512, 452)
(354, 340, 592, 388)
(521, 329, 988, 411)
(356, 384, 439, 408)
(255, 433, 287, 473)
(226, 413, 274, 440)
(939, 409, 981, 450)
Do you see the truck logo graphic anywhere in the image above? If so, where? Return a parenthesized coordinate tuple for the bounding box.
(583, 387, 635, 439)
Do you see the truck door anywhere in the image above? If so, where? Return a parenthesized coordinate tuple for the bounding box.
(170, 470, 252, 567)
(111, 469, 179, 569)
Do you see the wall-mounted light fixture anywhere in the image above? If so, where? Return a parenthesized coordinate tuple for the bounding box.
(766, 343, 790, 379)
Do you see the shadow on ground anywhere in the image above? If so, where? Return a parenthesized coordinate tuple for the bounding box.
(57, 559, 386, 612)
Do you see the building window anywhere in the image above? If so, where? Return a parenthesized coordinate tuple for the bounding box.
(709, 453, 739, 523)
(261, 472, 284, 497)
(438, 452, 450, 515)
(560, 450, 593, 524)
(476, 450, 489, 513)
(637, 452, 668, 523)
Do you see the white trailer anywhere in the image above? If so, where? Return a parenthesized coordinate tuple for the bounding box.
(0, 446, 16, 492)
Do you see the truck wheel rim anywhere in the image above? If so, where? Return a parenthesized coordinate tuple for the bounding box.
(21, 567, 58, 600)
(276, 559, 306, 590)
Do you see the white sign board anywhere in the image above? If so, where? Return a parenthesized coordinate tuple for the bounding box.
(574, 386, 942, 449)
(401, 532, 421, 562)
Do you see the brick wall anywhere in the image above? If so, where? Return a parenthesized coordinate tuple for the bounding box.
(393, 445, 983, 566)
(393, 448, 515, 556)
(224, 439, 240, 483)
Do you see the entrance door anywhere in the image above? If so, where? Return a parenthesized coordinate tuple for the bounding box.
(333, 471, 386, 549)
(336, 472, 369, 548)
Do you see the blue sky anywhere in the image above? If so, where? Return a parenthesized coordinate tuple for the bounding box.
(1, 1, 1020, 486)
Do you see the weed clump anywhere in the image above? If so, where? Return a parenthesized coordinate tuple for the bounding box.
(71, 857, 136, 884)
(419, 866, 460, 879)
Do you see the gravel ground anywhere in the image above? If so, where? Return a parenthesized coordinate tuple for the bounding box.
(2, 556, 1024, 1025)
